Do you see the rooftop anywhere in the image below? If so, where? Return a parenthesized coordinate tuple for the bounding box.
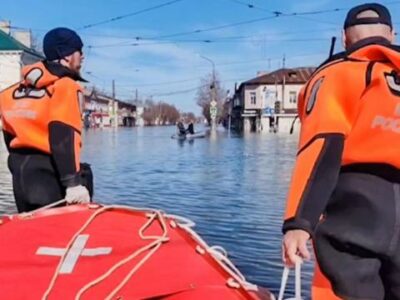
(0, 29, 42, 57)
(241, 67, 316, 86)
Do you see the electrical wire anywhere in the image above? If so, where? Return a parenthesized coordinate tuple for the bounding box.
(76, 0, 185, 30)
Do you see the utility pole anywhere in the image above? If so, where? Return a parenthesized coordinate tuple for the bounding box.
(200, 55, 217, 131)
(111, 80, 118, 128)
(282, 54, 286, 108)
(227, 90, 232, 136)
(159, 102, 161, 126)
(212, 66, 216, 130)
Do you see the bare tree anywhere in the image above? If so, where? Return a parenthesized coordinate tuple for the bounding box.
(142, 101, 180, 126)
(31, 33, 42, 53)
(181, 112, 196, 123)
(196, 72, 226, 125)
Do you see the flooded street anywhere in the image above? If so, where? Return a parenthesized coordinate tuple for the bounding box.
(0, 127, 313, 297)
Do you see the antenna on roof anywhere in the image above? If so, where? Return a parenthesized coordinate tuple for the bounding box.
(282, 54, 286, 69)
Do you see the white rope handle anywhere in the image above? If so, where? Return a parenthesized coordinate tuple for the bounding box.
(278, 267, 290, 300)
(20, 202, 260, 296)
(277, 261, 302, 300)
(295, 260, 301, 299)
(166, 213, 258, 291)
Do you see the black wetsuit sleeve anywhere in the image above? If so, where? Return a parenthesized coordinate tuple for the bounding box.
(49, 121, 80, 187)
(282, 134, 344, 235)
(2, 130, 14, 152)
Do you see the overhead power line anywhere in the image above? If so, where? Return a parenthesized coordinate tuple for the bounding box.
(98, 52, 325, 90)
(149, 76, 253, 97)
(8, 0, 400, 41)
(116, 77, 201, 88)
(224, 0, 275, 13)
(76, 0, 185, 30)
(148, 15, 279, 39)
(88, 37, 330, 48)
(80, 25, 342, 40)
(144, 0, 400, 40)
(226, 0, 400, 16)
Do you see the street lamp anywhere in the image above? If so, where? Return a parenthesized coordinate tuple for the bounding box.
(199, 55, 215, 78)
(199, 55, 217, 130)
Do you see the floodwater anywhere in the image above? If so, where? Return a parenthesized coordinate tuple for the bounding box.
(0, 126, 314, 298)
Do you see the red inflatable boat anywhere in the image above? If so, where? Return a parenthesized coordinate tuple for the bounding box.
(0, 204, 274, 300)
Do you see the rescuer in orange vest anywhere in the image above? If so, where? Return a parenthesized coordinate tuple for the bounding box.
(281, 3, 400, 299)
(0, 27, 92, 212)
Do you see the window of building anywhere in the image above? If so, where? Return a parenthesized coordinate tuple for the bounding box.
(289, 91, 297, 103)
(250, 92, 256, 105)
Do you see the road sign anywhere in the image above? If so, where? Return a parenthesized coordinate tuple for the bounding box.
(210, 100, 217, 107)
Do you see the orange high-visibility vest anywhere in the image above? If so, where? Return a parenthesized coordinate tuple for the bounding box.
(285, 42, 400, 223)
(0, 61, 83, 171)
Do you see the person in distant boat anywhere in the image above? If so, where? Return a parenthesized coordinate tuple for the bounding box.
(177, 121, 186, 135)
(281, 3, 400, 299)
(0, 27, 93, 212)
(186, 122, 195, 134)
